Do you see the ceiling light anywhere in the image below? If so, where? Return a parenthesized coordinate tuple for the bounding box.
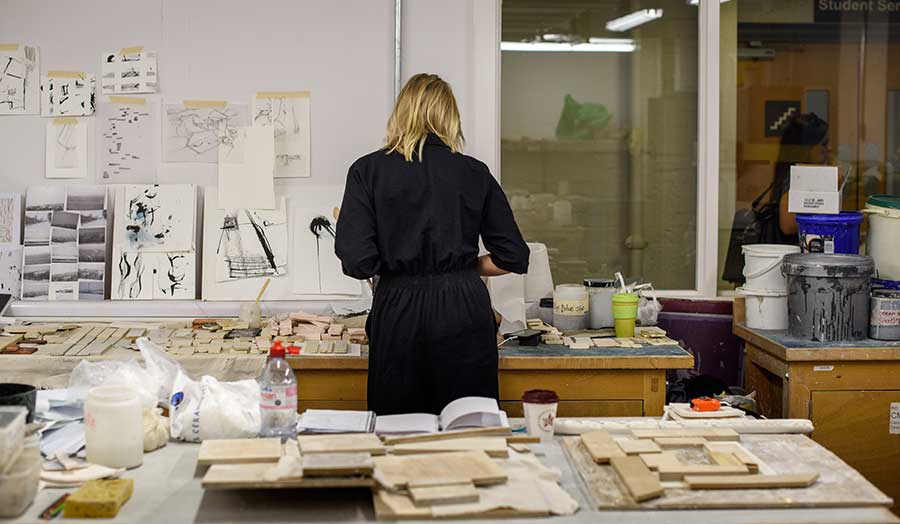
(541, 33, 571, 42)
(501, 40, 636, 53)
(687, 0, 731, 5)
(605, 9, 663, 32)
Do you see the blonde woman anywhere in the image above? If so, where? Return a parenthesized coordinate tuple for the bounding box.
(335, 73, 529, 415)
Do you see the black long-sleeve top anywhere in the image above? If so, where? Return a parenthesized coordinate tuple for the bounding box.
(335, 133, 529, 279)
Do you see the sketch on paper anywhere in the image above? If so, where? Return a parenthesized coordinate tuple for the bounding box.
(112, 251, 192, 300)
(215, 205, 288, 282)
(41, 74, 96, 116)
(115, 251, 147, 299)
(217, 126, 275, 209)
(165, 103, 249, 163)
(252, 94, 311, 178)
(45, 120, 91, 179)
(293, 208, 361, 295)
(118, 185, 194, 252)
(54, 123, 79, 168)
(97, 100, 157, 184)
(100, 49, 158, 94)
(0, 246, 22, 298)
(154, 252, 194, 299)
(0, 45, 39, 115)
(0, 193, 21, 245)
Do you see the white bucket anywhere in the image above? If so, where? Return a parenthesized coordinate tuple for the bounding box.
(865, 204, 900, 281)
(738, 287, 788, 330)
(742, 244, 800, 291)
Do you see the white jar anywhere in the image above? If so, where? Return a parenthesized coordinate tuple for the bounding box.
(584, 278, 616, 329)
(84, 386, 143, 469)
(553, 284, 589, 332)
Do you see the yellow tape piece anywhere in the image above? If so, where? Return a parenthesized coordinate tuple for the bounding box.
(52, 117, 79, 125)
(255, 91, 310, 99)
(47, 70, 86, 79)
(0, 44, 19, 51)
(183, 99, 227, 109)
(119, 45, 144, 55)
(108, 96, 146, 105)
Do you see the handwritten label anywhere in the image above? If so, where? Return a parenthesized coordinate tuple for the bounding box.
(872, 309, 900, 326)
(554, 298, 588, 316)
(891, 403, 900, 435)
(813, 365, 834, 372)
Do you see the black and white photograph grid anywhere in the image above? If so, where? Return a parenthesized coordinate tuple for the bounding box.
(23, 246, 50, 266)
(25, 185, 65, 211)
(78, 209, 107, 228)
(66, 186, 107, 211)
(23, 211, 51, 246)
(78, 227, 105, 245)
(50, 210, 80, 230)
(21, 281, 49, 301)
(51, 226, 77, 245)
(51, 263, 78, 282)
(78, 244, 105, 264)
(78, 262, 105, 282)
(78, 280, 104, 301)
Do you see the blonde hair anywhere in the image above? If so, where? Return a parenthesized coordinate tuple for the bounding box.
(386, 73, 464, 161)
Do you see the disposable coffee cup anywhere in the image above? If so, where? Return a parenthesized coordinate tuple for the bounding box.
(522, 389, 559, 441)
(611, 292, 639, 338)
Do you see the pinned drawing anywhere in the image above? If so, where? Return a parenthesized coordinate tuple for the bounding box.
(293, 207, 361, 295)
(0, 246, 22, 298)
(165, 102, 249, 163)
(100, 48, 158, 94)
(112, 251, 195, 300)
(155, 252, 194, 299)
(252, 92, 311, 178)
(218, 126, 275, 209)
(0, 44, 40, 115)
(0, 193, 21, 245)
(97, 98, 158, 184)
(115, 251, 147, 299)
(215, 205, 287, 282)
(46, 120, 91, 178)
(41, 73, 96, 116)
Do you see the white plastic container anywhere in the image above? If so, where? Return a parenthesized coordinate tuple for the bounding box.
(584, 278, 616, 329)
(0, 451, 40, 518)
(865, 199, 900, 280)
(553, 284, 589, 332)
(738, 287, 788, 330)
(742, 244, 800, 291)
(0, 406, 26, 473)
(84, 386, 144, 469)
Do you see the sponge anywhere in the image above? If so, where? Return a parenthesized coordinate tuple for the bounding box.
(63, 479, 133, 518)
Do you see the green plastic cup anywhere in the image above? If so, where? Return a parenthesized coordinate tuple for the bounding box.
(612, 292, 639, 338)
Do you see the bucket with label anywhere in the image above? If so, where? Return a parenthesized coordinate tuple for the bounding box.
(795, 211, 863, 254)
(870, 289, 900, 341)
(737, 287, 788, 330)
(782, 253, 874, 342)
(741, 244, 800, 291)
(864, 195, 900, 281)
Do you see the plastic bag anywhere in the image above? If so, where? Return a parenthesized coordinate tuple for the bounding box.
(637, 285, 663, 326)
(67, 358, 159, 410)
(555, 94, 611, 140)
(137, 338, 186, 404)
(169, 370, 261, 442)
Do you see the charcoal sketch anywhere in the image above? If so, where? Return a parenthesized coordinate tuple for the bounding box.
(115, 251, 148, 299)
(293, 207, 361, 295)
(119, 184, 193, 252)
(41, 73, 96, 116)
(98, 100, 157, 184)
(252, 94, 310, 178)
(155, 252, 194, 299)
(0, 246, 21, 298)
(215, 207, 288, 282)
(165, 103, 249, 163)
(0, 45, 39, 115)
(100, 49, 158, 94)
(0, 193, 21, 245)
(45, 120, 90, 179)
(53, 123, 80, 168)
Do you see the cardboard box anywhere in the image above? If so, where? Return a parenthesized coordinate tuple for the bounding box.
(788, 165, 840, 214)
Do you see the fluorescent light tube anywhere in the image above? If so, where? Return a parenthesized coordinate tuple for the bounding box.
(606, 9, 663, 32)
(501, 40, 636, 53)
(687, 0, 730, 5)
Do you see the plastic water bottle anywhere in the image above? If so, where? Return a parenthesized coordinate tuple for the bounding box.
(259, 341, 298, 439)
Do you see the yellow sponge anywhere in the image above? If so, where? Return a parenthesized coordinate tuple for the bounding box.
(63, 479, 133, 518)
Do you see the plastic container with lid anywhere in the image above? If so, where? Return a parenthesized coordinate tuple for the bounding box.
(0, 406, 26, 473)
(553, 284, 589, 332)
(85, 386, 144, 469)
(0, 450, 41, 517)
(584, 278, 616, 329)
(538, 298, 554, 325)
(796, 211, 864, 254)
(865, 194, 900, 281)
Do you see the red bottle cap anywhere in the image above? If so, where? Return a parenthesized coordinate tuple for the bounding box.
(286, 345, 300, 355)
(270, 341, 286, 359)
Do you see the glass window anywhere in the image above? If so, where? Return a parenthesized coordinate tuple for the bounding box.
(501, 1, 700, 290)
(719, 0, 900, 290)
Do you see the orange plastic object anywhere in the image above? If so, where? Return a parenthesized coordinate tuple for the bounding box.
(691, 397, 721, 412)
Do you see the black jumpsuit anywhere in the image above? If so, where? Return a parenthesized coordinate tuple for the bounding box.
(335, 134, 530, 415)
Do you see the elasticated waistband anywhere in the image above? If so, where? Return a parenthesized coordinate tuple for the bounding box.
(378, 269, 480, 289)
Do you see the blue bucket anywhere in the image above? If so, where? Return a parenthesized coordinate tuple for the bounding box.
(796, 211, 863, 254)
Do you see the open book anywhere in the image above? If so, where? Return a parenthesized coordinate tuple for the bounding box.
(375, 397, 509, 435)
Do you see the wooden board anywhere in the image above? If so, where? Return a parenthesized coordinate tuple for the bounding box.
(580, 430, 625, 463)
(654, 437, 708, 448)
(631, 428, 740, 441)
(704, 442, 765, 473)
(391, 437, 509, 458)
(373, 489, 548, 520)
(202, 463, 374, 490)
(657, 462, 749, 481)
(197, 438, 283, 465)
(610, 456, 663, 502)
(667, 403, 745, 419)
(639, 451, 681, 471)
(382, 426, 512, 445)
(372, 451, 507, 490)
(409, 482, 479, 506)
(300, 452, 374, 477)
(615, 438, 661, 455)
(562, 434, 893, 509)
(685, 473, 819, 489)
(298, 433, 386, 455)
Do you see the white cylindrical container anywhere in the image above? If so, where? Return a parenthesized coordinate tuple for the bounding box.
(521, 390, 559, 442)
(584, 278, 616, 329)
(738, 287, 788, 330)
(524, 243, 553, 303)
(742, 244, 800, 291)
(84, 386, 143, 469)
(553, 284, 589, 332)
(865, 197, 900, 280)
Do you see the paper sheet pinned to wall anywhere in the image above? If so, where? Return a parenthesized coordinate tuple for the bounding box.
(0, 45, 40, 115)
(97, 97, 159, 184)
(218, 126, 275, 210)
(0, 193, 22, 245)
(45, 120, 91, 179)
(252, 92, 311, 178)
(164, 102, 249, 163)
(291, 206, 361, 295)
(41, 73, 96, 116)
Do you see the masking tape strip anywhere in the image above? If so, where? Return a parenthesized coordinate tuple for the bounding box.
(119, 45, 144, 55)
(47, 70, 86, 79)
(108, 96, 146, 105)
(183, 99, 227, 109)
(0, 44, 20, 51)
(52, 117, 79, 125)
(255, 91, 310, 99)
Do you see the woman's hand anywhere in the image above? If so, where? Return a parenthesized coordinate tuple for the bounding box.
(478, 254, 510, 277)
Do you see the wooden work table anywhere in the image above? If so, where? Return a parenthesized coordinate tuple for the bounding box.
(288, 344, 694, 418)
(733, 297, 900, 514)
